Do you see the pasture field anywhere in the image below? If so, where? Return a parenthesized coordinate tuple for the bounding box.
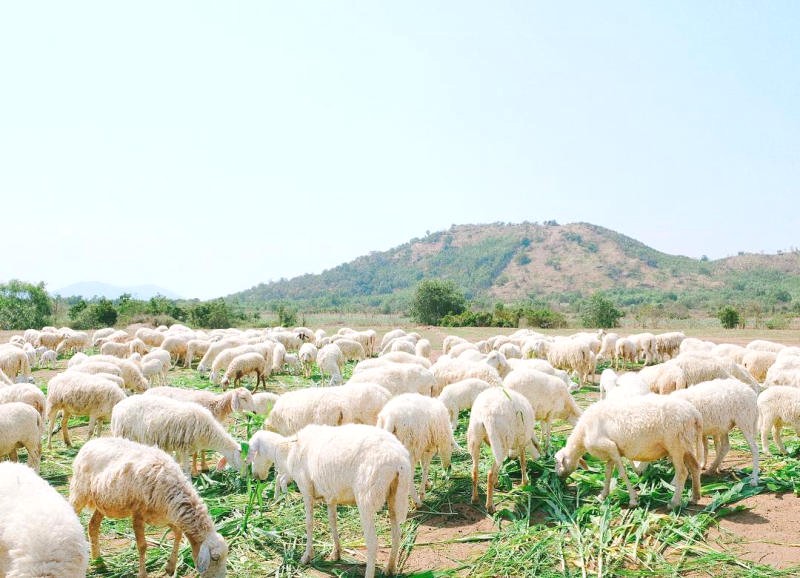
(8, 324, 800, 577)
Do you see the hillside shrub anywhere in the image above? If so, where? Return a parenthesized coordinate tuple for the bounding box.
(718, 305, 741, 329)
(410, 279, 466, 325)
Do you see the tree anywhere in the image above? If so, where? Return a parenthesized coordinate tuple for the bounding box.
(0, 280, 53, 329)
(718, 305, 740, 329)
(409, 279, 466, 325)
(580, 293, 622, 329)
(190, 299, 236, 329)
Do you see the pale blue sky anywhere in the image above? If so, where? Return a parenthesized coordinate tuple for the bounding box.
(2, 2, 798, 300)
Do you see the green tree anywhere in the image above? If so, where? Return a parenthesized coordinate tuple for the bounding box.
(409, 279, 466, 325)
(0, 280, 53, 329)
(271, 301, 298, 327)
(718, 305, 740, 329)
(190, 299, 235, 328)
(580, 293, 622, 329)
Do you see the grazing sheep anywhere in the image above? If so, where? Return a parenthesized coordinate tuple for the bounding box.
(554, 395, 702, 509)
(210, 343, 274, 385)
(746, 339, 786, 353)
(711, 343, 748, 365)
(0, 346, 33, 383)
(185, 338, 212, 368)
(546, 338, 595, 384)
(66, 351, 90, 368)
(431, 357, 503, 395)
(438, 378, 496, 429)
(0, 382, 47, 418)
(140, 357, 168, 386)
(159, 335, 192, 366)
(111, 395, 243, 476)
(46, 372, 126, 448)
(604, 372, 651, 402)
(442, 335, 470, 355)
(654, 332, 685, 362)
(70, 437, 228, 578)
(379, 328, 410, 351)
(298, 342, 318, 378)
(333, 338, 367, 362)
(315, 343, 345, 385)
(629, 333, 657, 365)
(764, 351, 800, 387)
(55, 331, 90, 356)
(220, 352, 269, 391)
(415, 338, 432, 359)
(354, 351, 432, 371)
(599, 368, 618, 400)
(38, 349, 58, 369)
(614, 338, 637, 369)
(145, 386, 255, 421)
(0, 402, 42, 472)
(467, 387, 541, 513)
(376, 393, 457, 506)
(84, 355, 149, 393)
(503, 368, 582, 451)
(757, 386, 800, 454)
(671, 378, 759, 486)
(597, 332, 619, 364)
(36, 331, 65, 351)
(0, 462, 89, 578)
(680, 337, 716, 355)
(252, 392, 280, 416)
(742, 350, 777, 383)
(134, 326, 166, 347)
(349, 362, 437, 396)
(247, 424, 412, 578)
(197, 338, 245, 373)
(99, 341, 129, 358)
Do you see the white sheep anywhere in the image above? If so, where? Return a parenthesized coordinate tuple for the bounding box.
(348, 361, 437, 396)
(0, 346, 33, 383)
(54, 331, 90, 357)
(764, 351, 800, 387)
(70, 437, 228, 578)
(757, 385, 800, 454)
(507, 358, 580, 392)
(0, 402, 42, 472)
(220, 352, 269, 391)
(209, 343, 272, 384)
(159, 334, 192, 366)
(252, 392, 280, 415)
(638, 352, 758, 394)
(554, 395, 702, 509)
(599, 367, 618, 399)
(597, 332, 619, 364)
(66, 351, 89, 368)
(654, 331, 685, 362)
(0, 462, 89, 578)
(333, 337, 367, 362)
(467, 387, 541, 513)
(0, 382, 47, 418)
(82, 355, 149, 393)
(247, 424, 411, 578)
(442, 335, 470, 355)
(37, 348, 58, 369)
(741, 350, 777, 383)
(185, 338, 212, 368)
(144, 385, 255, 421)
(628, 332, 657, 365)
(140, 357, 168, 385)
(298, 342, 318, 378)
(197, 338, 245, 372)
(614, 337, 637, 369)
(546, 338, 595, 384)
(354, 351, 432, 371)
(415, 338, 432, 359)
(711, 343, 748, 365)
(671, 378, 759, 486)
(376, 393, 457, 505)
(99, 340, 129, 358)
(431, 357, 503, 395)
(134, 326, 166, 347)
(503, 368, 582, 451)
(46, 371, 126, 448)
(746, 339, 786, 353)
(437, 377, 496, 429)
(111, 394, 243, 476)
(379, 328, 410, 351)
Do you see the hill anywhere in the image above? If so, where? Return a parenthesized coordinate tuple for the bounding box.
(229, 222, 800, 315)
(53, 281, 182, 301)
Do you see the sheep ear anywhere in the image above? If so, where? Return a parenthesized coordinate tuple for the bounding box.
(197, 542, 211, 573)
(231, 393, 241, 413)
(578, 457, 588, 469)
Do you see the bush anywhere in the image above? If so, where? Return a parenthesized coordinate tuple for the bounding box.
(0, 280, 53, 329)
(717, 305, 741, 329)
(580, 294, 622, 329)
(71, 298, 118, 329)
(409, 279, 466, 325)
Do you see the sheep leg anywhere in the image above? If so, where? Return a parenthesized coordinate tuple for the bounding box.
(485, 459, 500, 514)
(470, 454, 480, 505)
(519, 446, 528, 488)
(8, 448, 18, 462)
(88, 510, 104, 559)
(542, 421, 552, 454)
(760, 418, 773, 454)
(27, 440, 41, 472)
(61, 412, 72, 447)
(327, 501, 341, 561)
(599, 461, 615, 500)
(668, 450, 690, 509)
(46, 408, 58, 448)
(742, 428, 760, 486)
(596, 441, 636, 506)
(419, 454, 433, 502)
(86, 415, 97, 441)
(386, 481, 402, 576)
(132, 514, 149, 578)
(300, 494, 315, 564)
(469, 427, 483, 505)
(358, 505, 378, 578)
(707, 434, 729, 474)
(165, 524, 182, 575)
(773, 424, 787, 454)
(699, 435, 709, 469)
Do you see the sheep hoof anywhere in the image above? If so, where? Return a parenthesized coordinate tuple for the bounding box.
(300, 553, 312, 565)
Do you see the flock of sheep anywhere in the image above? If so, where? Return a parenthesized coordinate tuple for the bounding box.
(1, 323, 800, 577)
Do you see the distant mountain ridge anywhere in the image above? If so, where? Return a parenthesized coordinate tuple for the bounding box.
(53, 281, 182, 301)
(227, 221, 800, 312)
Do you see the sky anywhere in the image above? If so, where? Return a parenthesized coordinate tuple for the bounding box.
(2, 2, 798, 300)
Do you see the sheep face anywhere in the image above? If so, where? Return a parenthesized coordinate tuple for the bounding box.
(194, 531, 229, 577)
(554, 448, 577, 478)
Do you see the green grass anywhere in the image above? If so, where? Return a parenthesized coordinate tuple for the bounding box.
(29, 349, 800, 578)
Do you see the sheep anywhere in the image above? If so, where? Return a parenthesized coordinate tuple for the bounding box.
(741, 350, 777, 383)
(93, 328, 129, 347)
(442, 335, 470, 355)
(270, 341, 287, 374)
(70, 437, 228, 578)
(448, 342, 479, 358)
(507, 358, 581, 392)
(614, 337, 637, 369)
(336, 328, 378, 357)
(348, 361, 437, 396)
(680, 337, 716, 355)
(54, 331, 90, 356)
(415, 338, 432, 359)
(0, 462, 89, 578)
(68, 359, 123, 378)
(110, 394, 243, 476)
(671, 378, 759, 486)
(379, 328, 409, 351)
(282, 352, 300, 373)
(66, 351, 89, 368)
(0, 382, 47, 418)
(220, 352, 269, 391)
(298, 342, 318, 378)
(637, 352, 759, 395)
(264, 383, 391, 436)
(711, 343, 748, 365)
(597, 332, 619, 364)
(210, 343, 274, 385)
(654, 332, 685, 362)
(546, 338, 595, 384)
(0, 402, 42, 472)
(270, 331, 303, 352)
(629, 332, 657, 365)
(23, 328, 41, 345)
(82, 355, 149, 393)
(197, 338, 245, 372)
(354, 351, 432, 371)
(185, 338, 212, 368)
(503, 368, 582, 451)
(376, 393, 457, 506)
(38, 348, 57, 369)
(316, 343, 345, 385)
(0, 346, 33, 383)
(46, 372, 126, 448)
(252, 392, 280, 415)
(36, 331, 65, 350)
(599, 368, 618, 399)
(159, 334, 191, 366)
(388, 339, 416, 355)
(467, 387, 541, 513)
(746, 339, 786, 353)
(99, 340, 130, 358)
(431, 357, 503, 395)
(757, 386, 800, 455)
(438, 378, 496, 428)
(142, 347, 173, 372)
(134, 326, 166, 347)
(333, 338, 367, 362)
(126, 337, 149, 356)
(764, 352, 800, 387)
(140, 357, 168, 385)
(604, 372, 651, 402)
(247, 424, 411, 578)
(554, 395, 702, 509)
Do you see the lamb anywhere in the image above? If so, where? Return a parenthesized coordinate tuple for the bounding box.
(438, 378, 496, 428)
(185, 338, 212, 368)
(220, 352, 269, 391)
(333, 338, 366, 362)
(431, 357, 503, 395)
(376, 393, 458, 506)
(46, 372, 126, 448)
(140, 357, 168, 385)
(0, 462, 89, 578)
(54, 331, 90, 356)
(316, 343, 345, 385)
(757, 386, 800, 454)
(210, 343, 274, 385)
(247, 424, 411, 578)
(99, 341, 130, 358)
(0, 346, 33, 383)
(134, 326, 166, 347)
(0, 382, 47, 418)
(614, 337, 637, 369)
(197, 338, 245, 372)
(348, 361, 437, 396)
(38, 349, 58, 369)
(546, 338, 595, 384)
(503, 368, 582, 451)
(0, 402, 42, 472)
(554, 395, 703, 509)
(70, 437, 228, 578)
(741, 350, 777, 383)
(671, 378, 759, 486)
(252, 392, 280, 415)
(467, 387, 541, 513)
(298, 342, 318, 377)
(110, 394, 243, 476)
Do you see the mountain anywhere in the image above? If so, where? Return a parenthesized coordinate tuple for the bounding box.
(53, 282, 182, 301)
(228, 222, 800, 312)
